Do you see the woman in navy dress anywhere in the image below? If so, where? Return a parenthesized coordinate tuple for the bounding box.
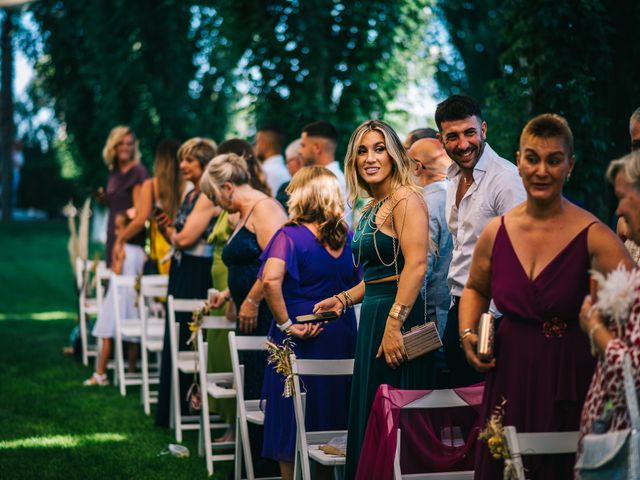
(202, 152, 287, 477)
(259, 166, 360, 480)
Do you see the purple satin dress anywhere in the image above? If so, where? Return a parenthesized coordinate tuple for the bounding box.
(475, 217, 597, 479)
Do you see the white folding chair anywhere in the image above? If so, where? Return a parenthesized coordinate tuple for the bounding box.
(138, 274, 168, 415)
(503, 426, 579, 480)
(393, 388, 482, 480)
(228, 332, 273, 480)
(95, 264, 118, 380)
(167, 295, 207, 443)
(111, 273, 144, 396)
(197, 314, 237, 476)
(75, 257, 107, 366)
(289, 354, 354, 480)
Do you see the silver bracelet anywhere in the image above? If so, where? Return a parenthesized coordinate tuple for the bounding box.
(277, 319, 293, 332)
(246, 296, 260, 307)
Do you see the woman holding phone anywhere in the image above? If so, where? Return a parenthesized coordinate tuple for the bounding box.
(259, 166, 360, 480)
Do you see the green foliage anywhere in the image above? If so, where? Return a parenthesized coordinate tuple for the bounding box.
(28, 0, 427, 184)
(213, 0, 427, 146)
(30, 0, 234, 189)
(434, 0, 640, 219)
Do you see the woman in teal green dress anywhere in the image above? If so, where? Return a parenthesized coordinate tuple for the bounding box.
(314, 120, 437, 479)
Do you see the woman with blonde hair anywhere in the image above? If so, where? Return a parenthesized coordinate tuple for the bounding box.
(204, 152, 287, 476)
(98, 126, 148, 266)
(259, 166, 360, 479)
(314, 119, 437, 478)
(204, 138, 271, 442)
(154, 137, 220, 428)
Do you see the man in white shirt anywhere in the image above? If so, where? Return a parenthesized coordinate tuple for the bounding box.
(255, 126, 290, 195)
(436, 94, 526, 387)
(299, 121, 352, 224)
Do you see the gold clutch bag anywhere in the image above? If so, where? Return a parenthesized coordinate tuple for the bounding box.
(477, 313, 494, 360)
(402, 321, 443, 361)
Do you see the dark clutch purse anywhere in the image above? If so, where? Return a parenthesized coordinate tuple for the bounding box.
(402, 321, 442, 361)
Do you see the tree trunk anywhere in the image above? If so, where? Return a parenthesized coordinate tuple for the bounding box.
(1, 9, 15, 221)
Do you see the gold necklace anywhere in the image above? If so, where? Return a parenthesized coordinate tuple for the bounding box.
(463, 176, 473, 186)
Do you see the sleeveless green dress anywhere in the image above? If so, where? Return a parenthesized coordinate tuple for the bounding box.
(206, 210, 235, 423)
(345, 200, 437, 479)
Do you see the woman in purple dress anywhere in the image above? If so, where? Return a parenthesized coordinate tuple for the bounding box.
(98, 126, 148, 267)
(459, 114, 633, 479)
(260, 166, 360, 480)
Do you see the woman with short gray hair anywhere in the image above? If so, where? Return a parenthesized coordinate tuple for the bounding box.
(577, 150, 640, 474)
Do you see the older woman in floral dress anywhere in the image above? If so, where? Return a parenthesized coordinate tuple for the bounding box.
(577, 151, 640, 462)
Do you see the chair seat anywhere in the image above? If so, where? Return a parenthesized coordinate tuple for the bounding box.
(205, 373, 236, 398)
(308, 446, 346, 466)
(176, 351, 197, 373)
(147, 321, 165, 337)
(146, 339, 163, 352)
(245, 400, 264, 425)
(85, 301, 98, 315)
(121, 322, 143, 337)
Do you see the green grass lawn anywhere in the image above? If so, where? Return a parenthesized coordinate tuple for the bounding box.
(0, 221, 230, 479)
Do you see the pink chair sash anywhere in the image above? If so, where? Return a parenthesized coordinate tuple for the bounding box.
(356, 383, 485, 480)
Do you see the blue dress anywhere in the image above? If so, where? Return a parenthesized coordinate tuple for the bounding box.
(260, 225, 360, 463)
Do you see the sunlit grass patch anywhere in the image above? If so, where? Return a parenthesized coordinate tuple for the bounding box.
(0, 433, 127, 450)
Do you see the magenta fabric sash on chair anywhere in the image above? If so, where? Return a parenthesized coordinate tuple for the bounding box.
(355, 383, 485, 480)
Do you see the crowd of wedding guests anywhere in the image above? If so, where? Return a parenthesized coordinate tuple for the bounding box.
(83, 95, 640, 479)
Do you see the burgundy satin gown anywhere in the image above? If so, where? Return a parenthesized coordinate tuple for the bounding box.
(475, 217, 597, 479)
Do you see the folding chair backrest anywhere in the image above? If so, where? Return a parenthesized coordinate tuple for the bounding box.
(393, 387, 483, 480)
(503, 426, 579, 480)
(292, 357, 355, 377)
(96, 263, 111, 309)
(228, 332, 268, 480)
(75, 257, 85, 291)
(201, 315, 236, 330)
(290, 354, 354, 480)
(140, 274, 168, 298)
(227, 332, 268, 400)
(167, 296, 205, 353)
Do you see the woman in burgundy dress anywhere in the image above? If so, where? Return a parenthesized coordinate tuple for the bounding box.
(99, 126, 148, 266)
(458, 114, 633, 479)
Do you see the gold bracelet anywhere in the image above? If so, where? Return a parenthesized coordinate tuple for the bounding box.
(589, 323, 606, 356)
(333, 294, 346, 311)
(343, 291, 354, 309)
(389, 302, 410, 323)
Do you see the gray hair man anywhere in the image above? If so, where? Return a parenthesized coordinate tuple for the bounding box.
(275, 138, 303, 210)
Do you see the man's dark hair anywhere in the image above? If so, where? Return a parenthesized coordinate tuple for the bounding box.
(257, 124, 284, 151)
(434, 95, 483, 131)
(302, 121, 339, 144)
